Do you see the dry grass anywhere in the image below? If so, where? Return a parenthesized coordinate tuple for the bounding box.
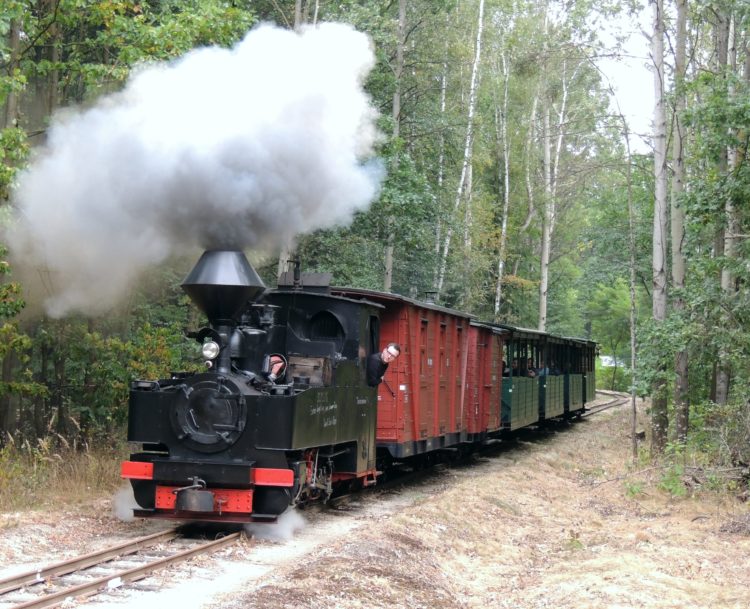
(0, 437, 126, 511)
(220, 402, 750, 609)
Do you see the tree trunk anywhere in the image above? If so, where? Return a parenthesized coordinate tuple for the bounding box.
(435, 0, 485, 298)
(671, 0, 689, 442)
(277, 0, 310, 278)
(3, 19, 21, 128)
(538, 105, 553, 331)
(294, 0, 303, 31)
(537, 59, 573, 332)
(384, 0, 406, 293)
(0, 351, 17, 437)
(493, 49, 511, 319)
(53, 351, 68, 438)
(624, 121, 639, 464)
(433, 32, 449, 291)
(650, 0, 669, 454)
(521, 95, 539, 233)
(713, 5, 731, 405)
(35, 338, 50, 438)
(462, 164, 473, 307)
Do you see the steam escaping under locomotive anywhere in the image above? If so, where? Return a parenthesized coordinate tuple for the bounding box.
(121, 250, 597, 523)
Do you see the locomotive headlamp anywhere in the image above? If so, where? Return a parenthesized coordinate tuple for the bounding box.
(201, 340, 220, 360)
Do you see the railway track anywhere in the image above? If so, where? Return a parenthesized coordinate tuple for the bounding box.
(0, 527, 241, 609)
(583, 390, 631, 417)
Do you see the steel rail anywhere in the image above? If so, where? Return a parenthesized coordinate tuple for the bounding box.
(6, 531, 241, 609)
(0, 528, 179, 596)
(582, 391, 629, 417)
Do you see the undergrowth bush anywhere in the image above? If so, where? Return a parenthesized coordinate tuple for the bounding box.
(596, 362, 631, 392)
(689, 400, 750, 467)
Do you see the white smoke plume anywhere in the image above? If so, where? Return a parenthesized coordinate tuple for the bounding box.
(112, 484, 140, 522)
(244, 507, 306, 541)
(8, 23, 381, 317)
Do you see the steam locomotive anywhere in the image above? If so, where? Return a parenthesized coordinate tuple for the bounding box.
(121, 250, 596, 523)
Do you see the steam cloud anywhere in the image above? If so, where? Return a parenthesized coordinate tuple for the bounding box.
(244, 508, 306, 541)
(8, 23, 380, 317)
(112, 484, 139, 522)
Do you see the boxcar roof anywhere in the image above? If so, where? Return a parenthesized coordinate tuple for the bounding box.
(269, 287, 385, 309)
(331, 287, 474, 319)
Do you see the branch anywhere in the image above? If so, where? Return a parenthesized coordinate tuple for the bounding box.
(0, 0, 62, 71)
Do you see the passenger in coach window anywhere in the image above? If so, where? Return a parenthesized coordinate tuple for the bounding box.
(526, 358, 537, 377)
(536, 359, 549, 377)
(367, 342, 401, 387)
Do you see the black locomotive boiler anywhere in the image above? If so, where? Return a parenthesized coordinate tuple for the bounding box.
(121, 250, 382, 522)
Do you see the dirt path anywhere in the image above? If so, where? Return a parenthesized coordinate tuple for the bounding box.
(1, 397, 749, 609)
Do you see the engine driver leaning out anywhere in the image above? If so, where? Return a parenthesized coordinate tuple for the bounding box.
(366, 342, 401, 387)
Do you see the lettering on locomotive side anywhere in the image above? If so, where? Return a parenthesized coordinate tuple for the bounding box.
(356, 397, 368, 405)
(309, 402, 338, 416)
(323, 416, 338, 427)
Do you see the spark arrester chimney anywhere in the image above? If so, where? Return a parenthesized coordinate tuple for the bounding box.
(181, 250, 266, 373)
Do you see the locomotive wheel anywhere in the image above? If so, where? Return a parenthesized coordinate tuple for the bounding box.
(253, 487, 292, 516)
(131, 479, 156, 509)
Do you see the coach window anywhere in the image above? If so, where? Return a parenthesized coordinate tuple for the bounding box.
(420, 319, 428, 377)
(439, 323, 447, 381)
(454, 326, 462, 382)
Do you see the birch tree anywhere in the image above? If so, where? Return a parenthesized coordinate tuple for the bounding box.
(650, 0, 669, 453)
(383, 0, 407, 293)
(538, 58, 580, 331)
(435, 0, 485, 299)
(493, 46, 511, 318)
(671, 0, 689, 443)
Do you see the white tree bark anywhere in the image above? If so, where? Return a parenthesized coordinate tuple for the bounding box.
(650, 0, 669, 452)
(433, 35, 449, 290)
(717, 12, 741, 405)
(3, 19, 21, 129)
(521, 94, 539, 233)
(384, 0, 407, 293)
(435, 0, 485, 298)
(671, 0, 689, 442)
(538, 105, 553, 332)
(493, 47, 511, 319)
(537, 59, 575, 332)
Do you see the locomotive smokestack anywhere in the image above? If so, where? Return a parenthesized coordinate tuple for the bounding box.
(181, 250, 265, 323)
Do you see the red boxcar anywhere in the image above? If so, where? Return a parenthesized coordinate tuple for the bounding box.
(466, 322, 504, 438)
(333, 289, 504, 459)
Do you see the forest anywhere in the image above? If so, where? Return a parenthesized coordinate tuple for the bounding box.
(0, 0, 748, 482)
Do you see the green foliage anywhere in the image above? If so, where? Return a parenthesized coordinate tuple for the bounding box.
(0, 246, 43, 404)
(596, 360, 631, 393)
(0, 127, 29, 201)
(623, 479, 644, 498)
(658, 462, 688, 498)
(688, 400, 750, 468)
(293, 146, 437, 294)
